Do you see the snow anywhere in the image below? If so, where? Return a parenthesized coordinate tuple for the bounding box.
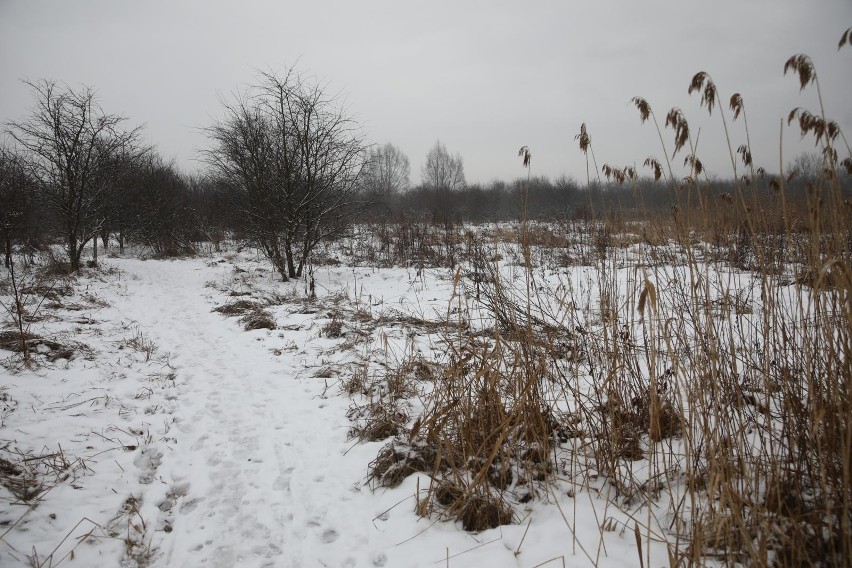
(1, 250, 671, 568)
